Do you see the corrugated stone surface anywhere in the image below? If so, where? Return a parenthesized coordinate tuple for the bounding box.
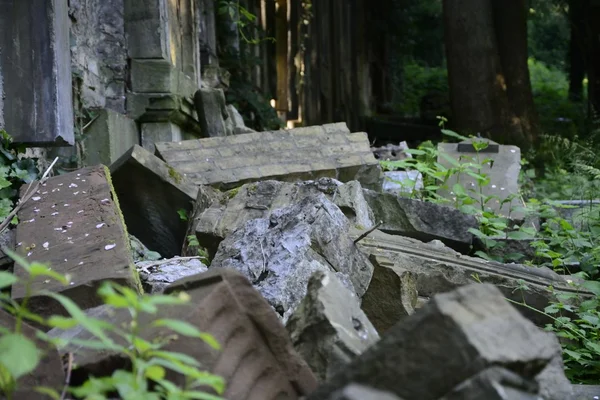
(155, 123, 382, 190)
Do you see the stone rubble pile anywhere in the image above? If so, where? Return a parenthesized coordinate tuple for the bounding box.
(0, 122, 596, 400)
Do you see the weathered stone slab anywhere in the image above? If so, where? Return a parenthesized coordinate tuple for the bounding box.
(130, 59, 197, 97)
(363, 190, 478, 252)
(110, 145, 199, 258)
(439, 367, 541, 400)
(211, 193, 375, 322)
(48, 269, 318, 399)
(124, 0, 170, 60)
(0, 0, 74, 145)
(437, 138, 522, 218)
(154, 123, 382, 190)
(307, 284, 573, 400)
(286, 270, 380, 382)
(193, 179, 374, 257)
(225, 104, 255, 135)
(0, 310, 65, 400)
(351, 228, 590, 327)
(83, 109, 139, 166)
(11, 166, 139, 319)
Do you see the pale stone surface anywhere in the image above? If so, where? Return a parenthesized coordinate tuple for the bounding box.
(83, 109, 139, 166)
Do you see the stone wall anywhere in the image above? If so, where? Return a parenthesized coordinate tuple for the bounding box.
(69, 0, 128, 113)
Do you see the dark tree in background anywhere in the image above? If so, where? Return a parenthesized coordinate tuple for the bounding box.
(443, 0, 539, 149)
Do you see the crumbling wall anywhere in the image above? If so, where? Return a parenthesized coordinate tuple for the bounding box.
(69, 0, 128, 113)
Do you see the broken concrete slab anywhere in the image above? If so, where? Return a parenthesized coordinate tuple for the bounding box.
(352, 228, 589, 327)
(192, 179, 374, 257)
(154, 123, 383, 191)
(0, 310, 65, 400)
(12, 165, 139, 321)
(327, 384, 404, 400)
(82, 109, 139, 167)
(110, 145, 199, 258)
(439, 367, 541, 400)
(307, 284, 573, 400)
(48, 269, 318, 399)
(211, 193, 374, 322)
(363, 190, 478, 252)
(360, 263, 418, 334)
(136, 256, 208, 294)
(286, 270, 380, 382)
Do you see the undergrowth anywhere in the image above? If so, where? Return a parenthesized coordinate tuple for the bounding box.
(381, 117, 600, 383)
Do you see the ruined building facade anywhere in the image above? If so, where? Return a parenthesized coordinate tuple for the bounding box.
(0, 0, 390, 165)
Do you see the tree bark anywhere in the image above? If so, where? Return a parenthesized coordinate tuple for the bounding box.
(492, 0, 540, 146)
(568, 0, 589, 102)
(443, 0, 523, 144)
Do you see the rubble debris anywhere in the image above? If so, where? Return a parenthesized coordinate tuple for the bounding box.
(211, 193, 375, 322)
(110, 145, 199, 258)
(136, 256, 208, 294)
(154, 123, 382, 191)
(12, 165, 140, 322)
(352, 228, 590, 327)
(192, 179, 374, 257)
(48, 269, 318, 399)
(286, 270, 380, 381)
(307, 284, 573, 400)
(363, 189, 478, 252)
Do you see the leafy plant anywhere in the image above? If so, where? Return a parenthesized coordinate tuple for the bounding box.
(0, 250, 224, 399)
(0, 130, 42, 225)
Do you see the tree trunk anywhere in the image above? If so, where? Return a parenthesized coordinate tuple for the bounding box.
(492, 0, 539, 146)
(588, 3, 600, 116)
(443, 0, 522, 144)
(568, 0, 588, 102)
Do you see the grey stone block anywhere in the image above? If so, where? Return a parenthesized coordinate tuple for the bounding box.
(0, 0, 74, 145)
(110, 145, 199, 258)
(363, 189, 478, 252)
(193, 88, 228, 137)
(124, 0, 170, 59)
(130, 59, 197, 97)
(140, 122, 183, 154)
(83, 109, 139, 166)
(286, 270, 380, 381)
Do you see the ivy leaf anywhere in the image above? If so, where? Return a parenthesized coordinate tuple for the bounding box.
(581, 281, 600, 296)
(0, 271, 17, 289)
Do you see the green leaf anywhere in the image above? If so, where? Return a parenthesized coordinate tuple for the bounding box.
(581, 281, 600, 296)
(46, 315, 79, 330)
(33, 386, 61, 400)
(0, 333, 40, 380)
(0, 176, 11, 190)
(441, 129, 469, 141)
(0, 271, 17, 289)
(507, 231, 534, 240)
(177, 209, 188, 221)
(145, 365, 166, 381)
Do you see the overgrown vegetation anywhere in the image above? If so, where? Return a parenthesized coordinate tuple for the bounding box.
(381, 120, 600, 383)
(0, 251, 224, 399)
